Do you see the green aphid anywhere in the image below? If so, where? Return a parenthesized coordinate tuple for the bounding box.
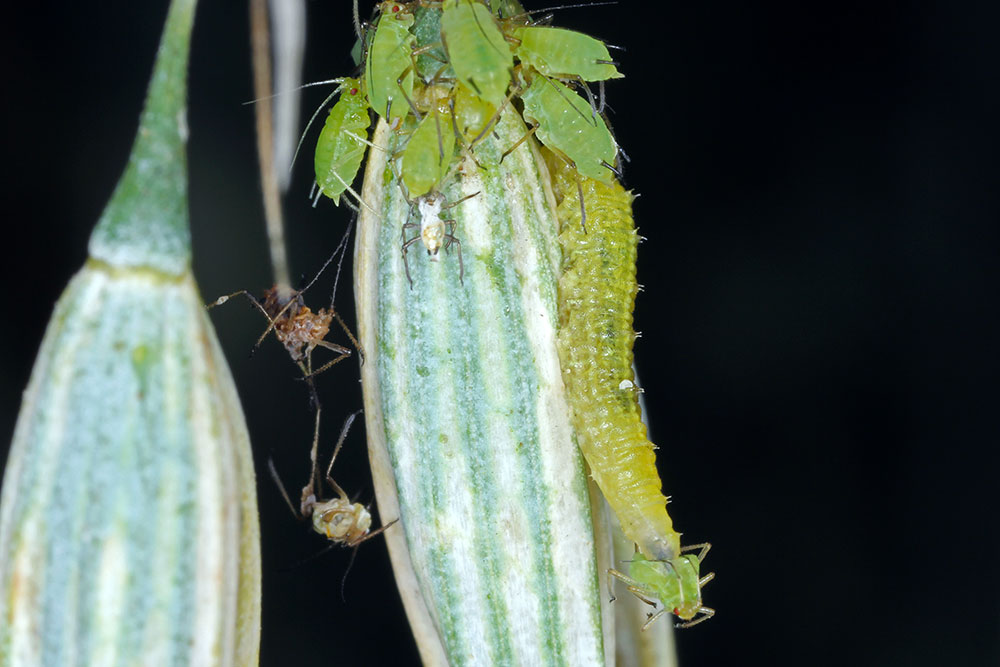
(519, 76, 617, 182)
(514, 26, 623, 81)
(412, 4, 453, 81)
(401, 107, 457, 197)
(314, 79, 371, 204)
(441, 0, 513, 107)
(609, 545, 716, 629)
(366, 2, 416, 122)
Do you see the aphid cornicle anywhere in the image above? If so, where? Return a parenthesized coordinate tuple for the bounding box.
(314, 78, 371, 205)
(547, 153, 713, 626)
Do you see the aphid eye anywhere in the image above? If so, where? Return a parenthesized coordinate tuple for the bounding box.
(350, 87, 359, 95)
(392, 4, 401, 12)
(673, 608, 680, 615)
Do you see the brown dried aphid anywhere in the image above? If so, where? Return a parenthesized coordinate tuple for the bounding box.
(208, 227, 361, 378)
(269, 409, 397, 550)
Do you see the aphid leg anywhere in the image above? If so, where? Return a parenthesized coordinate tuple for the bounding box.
(440, 190, 481, 210)
(206, 289, 287, 358)
(567, 75, 600, 121)
(267, 457, 303, 520)
(352, 0, 363, 42)
(469, 84, 521, 150)
(401, 234, 423, 288)
(675, 606, 715, 629)
(500, 123, 539, 163)
(597, 79, 606, 114)
(346, 515, 399, 548)
(681, 542, 712, 562)
(576, 177, 587, 234)
(300, 403, 325, 515)
(607, 567, 645, 604)
(642, 608, 670, 631)
(303, 341, 353, 379)
(395, 63, 424, 120)
(540, 73, 595, 125)
(442, 221, 465, 284)
(323, 409, 363, 501)
(206, 289, 269, 317)
(626, 585, 658, 608)
(699, 572, 716, 589)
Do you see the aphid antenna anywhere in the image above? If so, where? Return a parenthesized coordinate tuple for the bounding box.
(241, 78, 349, 106)
(503, 1, 619, 24)
(290, 84, 347, 175)
(268, 456, 304, 521)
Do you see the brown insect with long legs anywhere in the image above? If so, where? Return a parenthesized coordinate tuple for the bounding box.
(207, 222, 361, 380)
(268, 409, 397, 550)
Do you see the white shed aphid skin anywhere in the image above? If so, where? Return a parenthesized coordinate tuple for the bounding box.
(400, 190, 478, 286)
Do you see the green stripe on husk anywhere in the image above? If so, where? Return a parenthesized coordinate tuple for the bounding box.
(356, 110, 608, 665)
(0, 264, 260, 665)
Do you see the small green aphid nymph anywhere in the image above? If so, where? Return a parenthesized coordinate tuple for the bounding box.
(609, 544, 716, 629)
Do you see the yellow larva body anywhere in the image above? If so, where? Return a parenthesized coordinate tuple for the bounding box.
(550, 157, 681, 562)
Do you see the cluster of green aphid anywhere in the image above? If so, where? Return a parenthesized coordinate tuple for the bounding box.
(312, 0, 623, 211)
(313, 0, 714, 630)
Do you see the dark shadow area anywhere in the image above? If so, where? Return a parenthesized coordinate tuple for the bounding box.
(0, 1, 997, 665)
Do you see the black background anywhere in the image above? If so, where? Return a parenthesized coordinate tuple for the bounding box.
(2, 1, 998, 665)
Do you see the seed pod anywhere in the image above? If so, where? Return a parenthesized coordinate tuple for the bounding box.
(0, 0, 261, 662)
(355, 109, 611, 664)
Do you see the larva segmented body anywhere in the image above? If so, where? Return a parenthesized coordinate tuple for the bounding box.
(550, 157, 680, 562)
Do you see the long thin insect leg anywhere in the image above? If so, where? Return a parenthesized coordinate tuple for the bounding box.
(347, 516, 399, 548)
(680, 542, 712, 562)
(267, 457, 302, 519)
(352, 0, 363, 42)
(597, 79, 606, 114)
(625, 585, 658, 608)
(576, 177, 587, 234)
(303, 343, 352, 378)
(469, 84, 521, 149)
(675, 606, 715, 628)
(206, 290, 269, 318)
(607, 567, 640, 603)
(642, 608, 669, 631)
(442, 225, 464, 284)
(301, 403, 323, 514)
(699, 572, 716, 588)
(402, 235, 423, 288)
(325, 410, 363, 500)
(441, 190, 481, 210)
(500, 124, 539, 162)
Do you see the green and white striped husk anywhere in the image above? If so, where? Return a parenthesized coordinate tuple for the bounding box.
(355, 110, 611, 665)
(0, 0, 261, 663)
(0, 263, 261, 666)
